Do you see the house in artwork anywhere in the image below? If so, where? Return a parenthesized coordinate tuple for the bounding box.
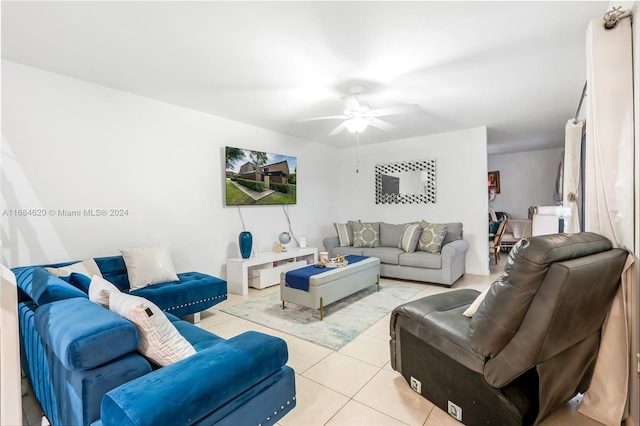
(239, 160, 290, 184)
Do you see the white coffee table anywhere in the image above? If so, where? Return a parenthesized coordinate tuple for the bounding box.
(280, 256, 380, 320)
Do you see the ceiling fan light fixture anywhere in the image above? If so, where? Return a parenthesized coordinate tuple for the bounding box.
(344, 116, 369, 133)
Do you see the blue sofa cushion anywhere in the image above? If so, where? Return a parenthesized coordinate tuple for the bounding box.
(60, 272, 92, 293)
(131, 272, 227, 318)
(100, 331, 289, 426)
(172, 319, 224, 351)
(95, 256, 131, 291)
(29, 268, 88, 306)
(35, 298, 139, 371)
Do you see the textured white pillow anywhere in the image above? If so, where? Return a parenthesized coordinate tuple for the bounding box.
(120, 243, 179, 290)
(463, 287, 490, 318)
(88, 275, 121, 308)
(45, 259, 103, 278)
(109, 292, 196, 366)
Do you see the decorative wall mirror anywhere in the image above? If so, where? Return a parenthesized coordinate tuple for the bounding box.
(375, 159, 437, 204)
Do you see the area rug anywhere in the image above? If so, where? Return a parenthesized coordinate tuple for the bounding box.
(220, 284, 421, 350)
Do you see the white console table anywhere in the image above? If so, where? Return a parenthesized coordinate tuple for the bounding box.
(227, 247, 318, 295)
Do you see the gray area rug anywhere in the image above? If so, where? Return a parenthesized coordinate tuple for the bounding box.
(220, 284, 421, 350)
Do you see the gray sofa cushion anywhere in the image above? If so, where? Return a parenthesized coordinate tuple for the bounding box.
(442, 222, 464, 245)
(362, 247, 403, 265)
(399, 251, 442, 269)
(379, 223, 405, 247)
(332, 246, 364, 257)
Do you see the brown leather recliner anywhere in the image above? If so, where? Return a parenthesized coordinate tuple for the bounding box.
(390, 232, 628, 425)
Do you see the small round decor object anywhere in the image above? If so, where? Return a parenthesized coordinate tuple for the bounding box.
(279, 232, 291, 244)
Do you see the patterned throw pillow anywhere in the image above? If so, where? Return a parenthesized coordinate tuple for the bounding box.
(398, 223, 422, 252)
(352, 222, 380, 248)
(334, 220, 360, 247)
(418, 221, 448, 254)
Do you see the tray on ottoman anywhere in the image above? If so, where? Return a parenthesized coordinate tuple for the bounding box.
(280, 255, 380, 320)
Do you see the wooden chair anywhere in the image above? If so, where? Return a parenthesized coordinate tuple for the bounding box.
(489, 220, 507, 264)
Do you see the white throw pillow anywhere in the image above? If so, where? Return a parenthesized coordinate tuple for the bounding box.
(88, 275, 121, 308)
(463, 287, 490, 318)
(45, 259, 103, 279)
(109, 291, 196, 366)
(120, 243, 179, 290)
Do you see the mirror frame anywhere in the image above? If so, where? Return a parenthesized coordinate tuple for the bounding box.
(375, 159, 437, 204)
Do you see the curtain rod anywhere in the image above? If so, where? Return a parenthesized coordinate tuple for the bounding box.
(573, 81, 587, 124)
(603, 6, 632, 30)
(572, 7, 632, 124)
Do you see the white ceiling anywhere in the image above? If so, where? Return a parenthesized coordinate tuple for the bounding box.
(1, 1, 608, 154)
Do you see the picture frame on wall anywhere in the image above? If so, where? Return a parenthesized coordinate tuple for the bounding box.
(488, 171, 500, 194)
(224, 146, 297, 206)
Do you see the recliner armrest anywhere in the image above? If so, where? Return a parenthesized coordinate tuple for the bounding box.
(392, 289, 479, 327)
(100, 331, 290, 426)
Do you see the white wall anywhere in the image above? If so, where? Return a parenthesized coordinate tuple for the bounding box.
(1, 60, 490, 279)
(1, 60, 341, 278)
(337, 127, 489, 275)
(488, 148, 564, 219)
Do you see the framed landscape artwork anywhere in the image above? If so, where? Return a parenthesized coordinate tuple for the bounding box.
(488, 171, 501, 194)
(224, 146, 297, 206)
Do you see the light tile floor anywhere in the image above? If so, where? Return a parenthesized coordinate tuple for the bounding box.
(22, 255, 614, 425)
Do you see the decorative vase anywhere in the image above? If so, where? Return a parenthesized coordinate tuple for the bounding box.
(239, 231, 253, 259)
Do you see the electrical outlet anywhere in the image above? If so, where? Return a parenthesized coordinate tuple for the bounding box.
(447, 401, 463, 422)
(410, 376, 422, 394)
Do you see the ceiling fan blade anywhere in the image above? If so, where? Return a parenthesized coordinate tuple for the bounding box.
(366, 104, 421, 118)
(328, 122, 347, 136)
(368, 118, 396, 132)
(299, 115, 348, 122)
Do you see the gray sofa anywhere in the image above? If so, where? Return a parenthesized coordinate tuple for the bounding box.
(323, 221, 468, 286)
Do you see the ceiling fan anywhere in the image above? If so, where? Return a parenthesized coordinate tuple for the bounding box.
(305, 84, 422, 136)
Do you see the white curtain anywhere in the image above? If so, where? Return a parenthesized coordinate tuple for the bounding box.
(562, 119, 583, 233)
(578, 15, 637, 426)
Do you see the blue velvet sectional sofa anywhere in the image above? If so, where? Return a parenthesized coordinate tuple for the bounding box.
(14, 256, 297, 426)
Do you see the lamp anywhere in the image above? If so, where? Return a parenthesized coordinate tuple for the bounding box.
(344, 116, 370, 134)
